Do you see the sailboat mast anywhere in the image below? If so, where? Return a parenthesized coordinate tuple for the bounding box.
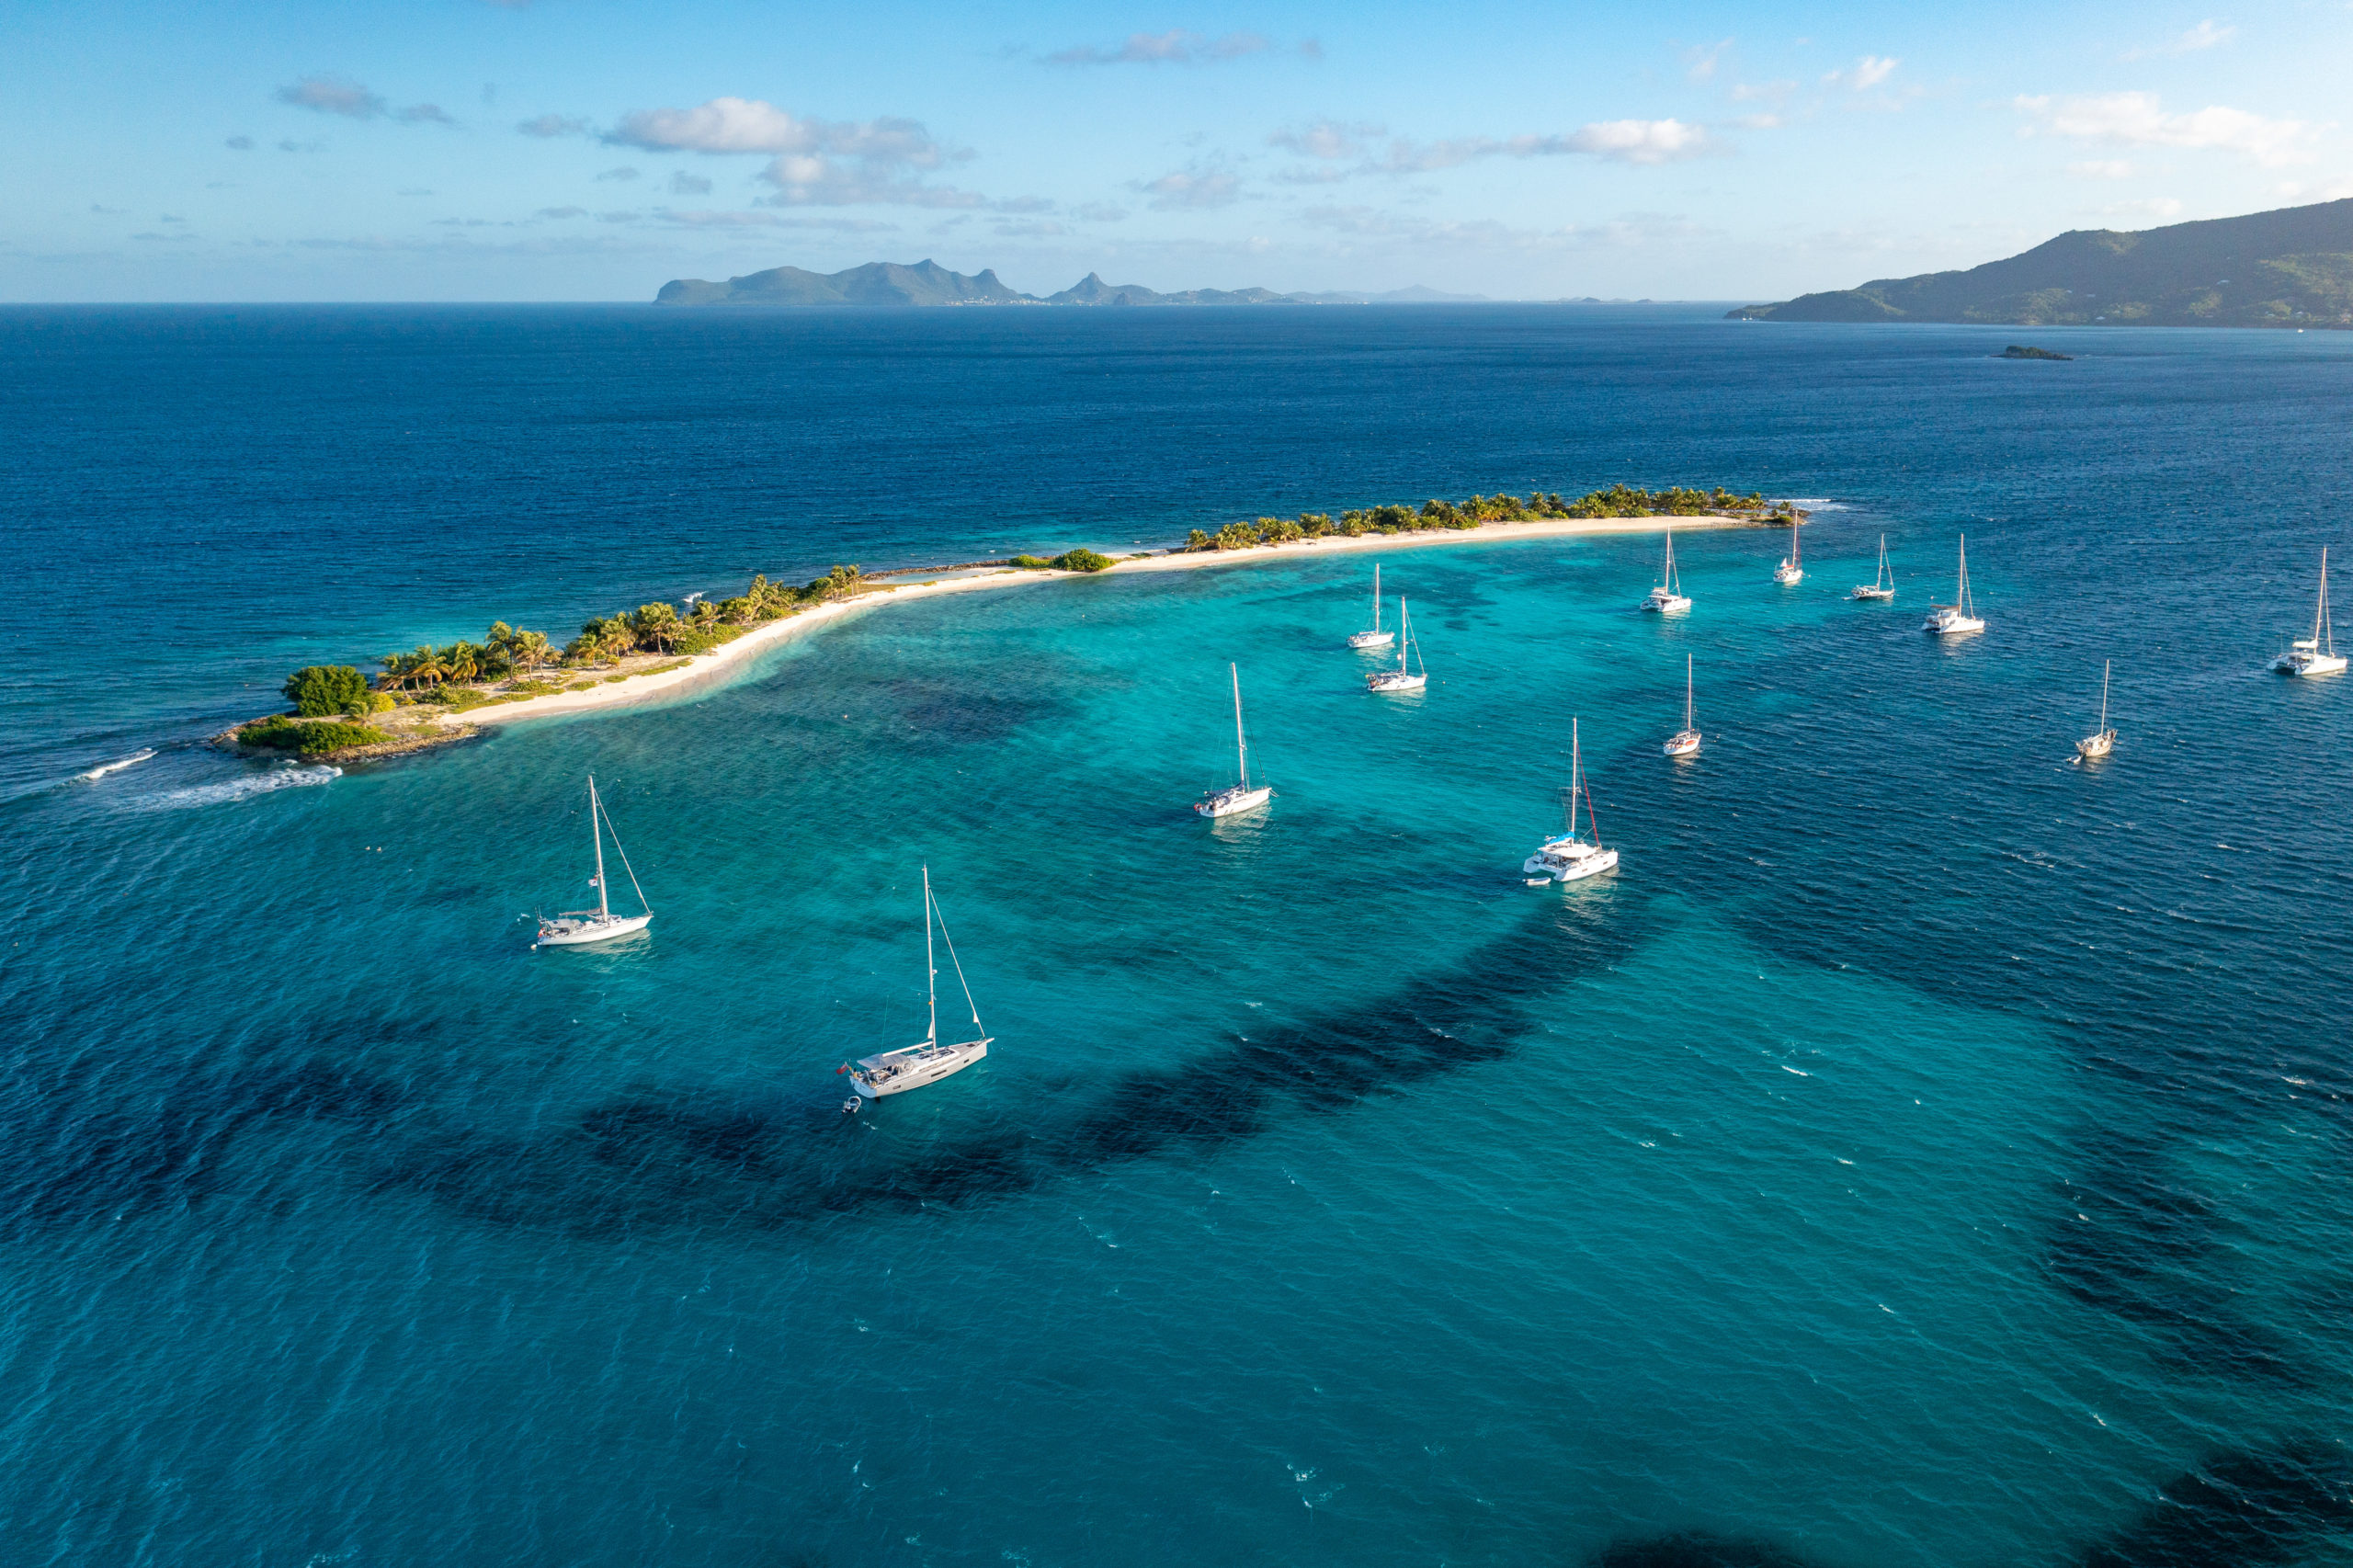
(1372, 564, 1381, 631)
(1686, 653, 1694, 728)
(1958, 535, 1971, 616)
(1230, 663, 1249, 787)
(588, 776, 609, 919)
(2099, 660, 2110, 731)
(924, 865, 938, 1044)
(1568, 718, 1582, 836)
(2319, 547, 2334, 653)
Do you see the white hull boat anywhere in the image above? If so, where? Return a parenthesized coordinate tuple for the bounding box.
(1925, 534, 1985, 636)
(1852, 534, 1896, 600)
(1524, 718, 1620, 882)
(2075, 660, 2118, 760)
(1348, 562, 1396, 649)
(535, 775, 654, 949)
(1642, 529, 1691, 613)
(1774, 517, 1802, 585)
(1196, 664, 1274, 817)
(1368, 597, 1427, 694)
(846, 867, 992, 1105)
(1664, 653, 1701, 756)
(2275, 547, 2347, 676)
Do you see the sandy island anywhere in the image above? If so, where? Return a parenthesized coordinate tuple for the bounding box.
(223, 512, 1766, 757)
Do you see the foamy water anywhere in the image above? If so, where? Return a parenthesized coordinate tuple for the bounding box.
(73, 746, 156, 782)
(142, 761, 339, 809)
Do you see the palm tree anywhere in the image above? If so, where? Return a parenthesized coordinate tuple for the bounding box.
(630, 602, 681, 653)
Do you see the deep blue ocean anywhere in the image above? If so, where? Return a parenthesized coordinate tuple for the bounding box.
(2, 304, 2349, 1567)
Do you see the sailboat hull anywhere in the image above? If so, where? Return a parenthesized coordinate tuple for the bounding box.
(851, 1038, 990, 1098)
(1924, 610, 1985, 635)
(1849, 585, 1894, 600)
(1196, 784, 1273, 817)
(1347, 630, 1395, 649)
(1774, 565, 1802, 585)
(1663, 730, 1701, 756)
(2075, 732, 2116, 759)
(535, 912, 653, 948)
(1367, 671, 1427, 692)
(2276, 652, 2347, 676)
(1640, 590, 1691, 613)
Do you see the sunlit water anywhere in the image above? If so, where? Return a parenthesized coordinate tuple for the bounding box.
(2, 306, 2349, 1566)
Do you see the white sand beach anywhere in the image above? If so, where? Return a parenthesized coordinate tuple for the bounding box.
(439, 512, 1766, 733)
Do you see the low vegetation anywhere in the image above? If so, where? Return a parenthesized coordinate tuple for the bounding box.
(238, 715, 392, 756)
(1182, 485, 1779, 551)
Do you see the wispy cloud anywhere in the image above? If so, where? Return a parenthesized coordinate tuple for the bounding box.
(654, 209, 902, 233)
(595, 166, 640, 182)
(1047, 29, 1304, 66)
(667, 170, 711, 195)
(2067, 159, 2137, 178)
(1135, 169, 1242, 209)
(2015, 91, 2315, 165)
(1824, 55, 1899, 91)
(224, 135, 254, 151)
(606, 96, 980, 206)
(1681, 39, 1733, 81)
(277, 75, 454, 126)
(516, 114, 587, 138)
(1381, 119, 1714, 171)
(1269, 119, 1382, 160)
(2103, 197, 2185, 220)
(537, 206, 586, 219)
(2126, 19, 2235, 59)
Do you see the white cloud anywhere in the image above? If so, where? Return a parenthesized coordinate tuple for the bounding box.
(1270, 119, 1382, 160)
(1824, 55, 1899, 90)
(2067, 159, 2137, 178)
(2103, 198, 2185, 220)
(2015, 91, 2315, 166)
(606, 96, 976, 206)
(1136, 170, 1241, 209)
(277, 75, 452, 126)
(2128, 19, 2235, 58)
(1682, 39, 1733, 81)
(1382, 119, 1713, 171)
(667, 171, 711, 195)
(1047, 30, 1273, 66)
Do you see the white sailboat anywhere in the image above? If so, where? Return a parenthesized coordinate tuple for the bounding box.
(1851, 534, 1896, 600)
(844, 867, 992, 1106)
(1348, 563, 1396, 649)
(1196, 662, 1274, 817)
(1366, 597, 1428, 692)
(1642, 529, 1692, 613)
(1523, 718, 1620, 883)
(1923, 534, 1986, 635)
(1773, 518, 1803, 585)
(2274, 547, 2347, 676)
(534, 775, 654, 948)
(1664, 654, 1701, 756)
(2075, 660, 2117, 760)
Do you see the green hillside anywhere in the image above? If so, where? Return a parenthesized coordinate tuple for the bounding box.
(1732, 199, 2353, 328)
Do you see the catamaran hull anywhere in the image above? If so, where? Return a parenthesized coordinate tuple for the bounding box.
(1523, 848, 1620, 882)
(1196, 785, 1273, 818)
(852, 1040, 989, 1099)
(1925, 613, 1985, 636)
(535, 913, 652, 949)
(2276, 653, 2348, 676)
(1640, 594, 1691, 614)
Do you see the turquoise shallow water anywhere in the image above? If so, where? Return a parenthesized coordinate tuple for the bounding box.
(3, 308, 2351, 1565)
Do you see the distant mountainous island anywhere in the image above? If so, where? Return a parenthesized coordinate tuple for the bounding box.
(654, 259, 1484, 308)
(1731, 199, 2353, 329)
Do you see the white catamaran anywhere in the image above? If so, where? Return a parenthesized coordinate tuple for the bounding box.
(1665, 654, 1701, 756)
(1774, 518, 1803, 585)
(1348, 563, 1396, 649)
(1642, 529, 1692, 613)
(1367, 597, 1428, 692)
(1523, 718, 1620, 883)
(1851, 534, 1896, 600)
(1924, 534, 1986, 636)
(1196, 663, 1274, 817)
(2274, 547, 2347, 676)
(534, 775, 654, 949)
(2075, 660, 2118, 760)
(843, 867, 992, 1106)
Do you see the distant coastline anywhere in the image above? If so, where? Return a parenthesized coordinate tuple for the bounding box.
(227, 491, 1787, 758)
(655, 258, 1492, 310)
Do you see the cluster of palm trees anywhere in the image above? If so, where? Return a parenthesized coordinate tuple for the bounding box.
(377, 621, 552, 691)
(1183, 485, 1777, 551)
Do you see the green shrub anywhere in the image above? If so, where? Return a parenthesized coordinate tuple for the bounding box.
(283, 665, 369, 717)
(1009, 554, 1054, 569)
(240, 716, 390, 756)
(1049, 548, 1114, 573)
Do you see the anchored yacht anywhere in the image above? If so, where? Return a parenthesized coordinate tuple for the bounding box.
(534, 775, 653, 948)
(1773, 517, 1803, 585)
(1523, 719, 1620, 883)
(1348, 563, 1396, 649)
(1642, 529, 1692, 613)
(1367, 597, 1428, 692)
(1664, 654, 1701, 756)
(2075, 660, 2118, 760)
(2274, 547, 2347, 676)
(843, 867, 991, 1107)
(1196, 663, 1274, 817)
(1851, 535, 1896, 600)
(1924, 535, 1986, 636)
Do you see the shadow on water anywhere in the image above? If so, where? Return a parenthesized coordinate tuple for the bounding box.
(0, 893, 1643, 1243)
(1583, 1441, 2353, 1568)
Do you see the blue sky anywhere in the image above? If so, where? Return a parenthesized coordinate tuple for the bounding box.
(5, 0, 2349, 301)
